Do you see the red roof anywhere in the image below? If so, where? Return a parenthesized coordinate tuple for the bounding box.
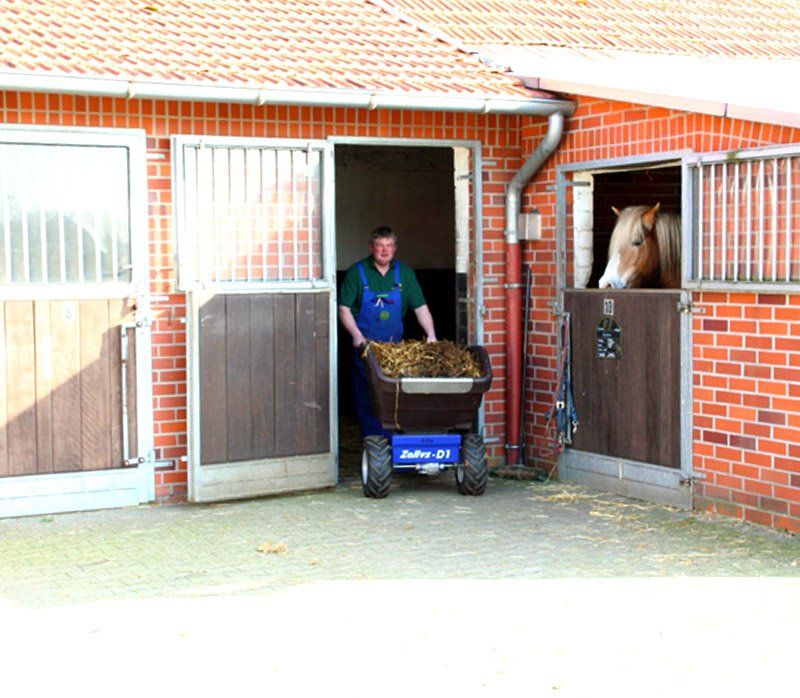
(383, 0, 800, 60)
(0, 0, 533, 97)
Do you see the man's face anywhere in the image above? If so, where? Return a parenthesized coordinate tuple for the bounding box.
(369, 237, 396, 266)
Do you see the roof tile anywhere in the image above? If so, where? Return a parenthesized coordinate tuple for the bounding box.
(384, 0, 800, 59)
(0, 0, 535, 97)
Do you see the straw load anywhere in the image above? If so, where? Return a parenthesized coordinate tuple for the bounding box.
(363, 340, 483, 378)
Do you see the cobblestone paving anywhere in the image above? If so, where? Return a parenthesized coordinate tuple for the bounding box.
(0, 474, 797, 608)
(1, 474, 799, 697)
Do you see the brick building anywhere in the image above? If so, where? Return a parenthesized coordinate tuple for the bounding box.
(0, 0, 798, 532)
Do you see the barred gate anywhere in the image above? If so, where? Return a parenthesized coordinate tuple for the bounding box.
(173, 137, 336, 503)
(687, 146, 800, 288)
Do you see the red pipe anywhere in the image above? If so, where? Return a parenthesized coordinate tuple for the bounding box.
(502, 111, 569, 467)
(505, 241, 522, 465)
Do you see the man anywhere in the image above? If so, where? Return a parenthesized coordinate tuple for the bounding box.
(338, 226, 437, 438)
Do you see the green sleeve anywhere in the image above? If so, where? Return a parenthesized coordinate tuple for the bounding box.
(403, 265, 426, 310)
(338, 264, 362, 311)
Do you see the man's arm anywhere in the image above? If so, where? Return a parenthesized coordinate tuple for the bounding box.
(413, 304, 437, 343)
(338, 305, 366, 348)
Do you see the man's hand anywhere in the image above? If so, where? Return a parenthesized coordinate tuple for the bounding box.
(414, 305, 437, 344)
(339, 305, 367, 349)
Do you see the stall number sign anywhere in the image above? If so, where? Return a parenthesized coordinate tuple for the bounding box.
(597, 315, 622, 359)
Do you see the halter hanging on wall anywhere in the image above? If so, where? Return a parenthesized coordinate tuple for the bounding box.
(544, 311, 579, 455)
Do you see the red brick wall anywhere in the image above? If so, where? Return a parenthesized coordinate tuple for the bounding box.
(0, 90, 526, 500)
(693, 293, 800, 531)
(4, 89, 799, 532)
(520, 95, 800, 532)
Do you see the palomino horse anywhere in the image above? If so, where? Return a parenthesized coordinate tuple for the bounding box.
(597, 203, 681, 289)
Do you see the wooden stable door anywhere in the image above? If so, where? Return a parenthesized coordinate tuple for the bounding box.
(0, 299, 137, 477)
(198, 293, 329, 464)
(189, 290, 334, 502)
(564, 289, 681, 469)
(176, 136, 336, 503)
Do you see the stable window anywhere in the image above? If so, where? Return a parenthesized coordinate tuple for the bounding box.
(175, 141, 326, 289)
(686, 145, 800, 290)
(569, 164, 683, 289)
(0, 132, 136, 287)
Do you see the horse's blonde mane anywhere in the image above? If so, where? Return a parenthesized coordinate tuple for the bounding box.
(654, 211, 681, 279)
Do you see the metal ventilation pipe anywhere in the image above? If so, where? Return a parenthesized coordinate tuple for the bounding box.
(504, 110, 569, 465)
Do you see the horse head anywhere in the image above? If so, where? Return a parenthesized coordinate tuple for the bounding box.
(598, 203, 680, 289)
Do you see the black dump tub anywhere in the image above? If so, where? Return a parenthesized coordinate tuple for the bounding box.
(364, 345, 493, 432)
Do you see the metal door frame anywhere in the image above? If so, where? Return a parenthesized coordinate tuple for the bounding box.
(0, 125, 154, 517)
(554, 151, 695, 508)
(328, 136, 486, 435)
(173, 136, 338, 502)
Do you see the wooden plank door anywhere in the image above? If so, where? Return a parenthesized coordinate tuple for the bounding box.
(564, 289, 681, 468)
(189, 291, 333, 501)
(176, 137, 336, 503)
(0, 299, 138, 478)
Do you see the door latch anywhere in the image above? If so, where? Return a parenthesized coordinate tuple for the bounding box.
(676, 301, 706, 314)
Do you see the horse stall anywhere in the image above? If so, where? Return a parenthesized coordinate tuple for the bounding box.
(537, 134, 800, 530)
(555, 157, 692, 508)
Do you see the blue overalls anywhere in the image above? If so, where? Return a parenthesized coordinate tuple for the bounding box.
(352, 261, 404, 438)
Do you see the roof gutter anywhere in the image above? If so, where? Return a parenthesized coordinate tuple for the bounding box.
(504, 109, 569, 468)
(0, 71, 575, 116)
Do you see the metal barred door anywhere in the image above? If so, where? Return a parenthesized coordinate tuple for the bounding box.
(174, 137, 336, 503)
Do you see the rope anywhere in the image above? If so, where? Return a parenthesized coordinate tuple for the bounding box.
(393, 379, 402, 431)
(541, 312, 579, 458)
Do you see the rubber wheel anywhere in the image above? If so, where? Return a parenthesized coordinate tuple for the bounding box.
(455, 434, 488, 496)
(362, 435, 392, 498)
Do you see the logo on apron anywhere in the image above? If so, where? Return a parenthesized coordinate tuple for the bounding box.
(372, 293, 395, 322)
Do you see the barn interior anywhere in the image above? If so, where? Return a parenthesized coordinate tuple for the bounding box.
(334, 144, 458, 474)
(588, 165, 682, 287)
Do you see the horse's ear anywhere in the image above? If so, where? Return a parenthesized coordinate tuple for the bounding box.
(642, 203, 661, 231)
(611, 206, 621, 217)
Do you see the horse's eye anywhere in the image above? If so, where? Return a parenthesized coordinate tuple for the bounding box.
(632, 238, 644, 247)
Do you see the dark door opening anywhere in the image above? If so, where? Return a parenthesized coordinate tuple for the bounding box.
(334, 144, 457, 475)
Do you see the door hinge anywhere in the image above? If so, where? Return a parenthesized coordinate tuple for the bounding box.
(676, 301, 706, 314)
(548, 299, 567, 317)
(133, 313, 153, 328)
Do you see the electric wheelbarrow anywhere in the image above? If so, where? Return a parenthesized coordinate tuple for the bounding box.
(360, 346, 493, 498)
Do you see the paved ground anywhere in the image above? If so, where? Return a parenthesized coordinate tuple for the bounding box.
(1, 469, 798, 697)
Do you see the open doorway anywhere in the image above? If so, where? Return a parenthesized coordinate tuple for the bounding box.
(334, 144, 458, 478)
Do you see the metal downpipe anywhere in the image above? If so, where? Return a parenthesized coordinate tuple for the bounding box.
(504, 111, 566, 465)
